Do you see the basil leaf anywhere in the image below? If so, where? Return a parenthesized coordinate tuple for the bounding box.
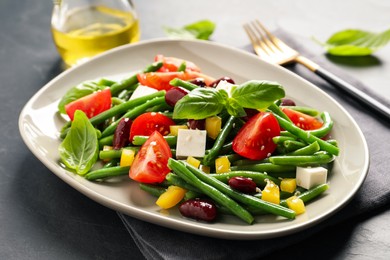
(59, 110, 99, 175)
(173, 88, 225, 119)
(164, 20, 216, 40)
(58, 81, 104, 114)
(319, 28, 390, 56)
(225, 98, 247, 118)
(231, 80, 285, 110)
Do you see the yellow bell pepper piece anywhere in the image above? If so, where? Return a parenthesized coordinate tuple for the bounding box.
(186, 156, 201, 168)
(205, 116, 222, 139)
(156, 185, 187, 209)
(120, 149, 135, 167)
(169, 125, 188, 136)
(280, 178, 297, 193)
(262, 180, 280, 204)
(215, 156, 230, 173)
(286, 196, 306, 215)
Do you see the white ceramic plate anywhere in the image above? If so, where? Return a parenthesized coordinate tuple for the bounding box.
(19, 39, 368, 240)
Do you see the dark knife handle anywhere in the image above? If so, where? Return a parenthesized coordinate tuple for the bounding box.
(314, 66, 390, 120)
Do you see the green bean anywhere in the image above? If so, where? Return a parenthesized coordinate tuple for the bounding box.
(269, 152, 334, 167)
(168, 158, 254, 224)
(272, 113, 339, 156)
(132, 135, 177, 147)
(272, 136, 296, 144)
(184, 190, 202, 201)
(268, 103, 292, 123)
(282, 106, 319, 116)
(139, 184, 166, 197)
(99, 147, 139, 160)
(101, 96, 166, 137)
(231, 163, 295, 174)
(185, 162, 296, 219)
(98, 135, 114, 149)
(232, 158, 269, 166)
(309, 112, 334, 138)
(283, 140, 306, 151)
(110, 61, 163, 96)
(91, 91, 165, 126)
(287, 141, 320, 156)
(102, 159, 118, 168)
(85, 165, 129, 180)
(203, 116, 236, 166)
(165, 173, 202, 193)
(280, 183, 329, 207)
(111, 97, 125, 105)
(97, 78, 116, 87)
(218, 141, 233, 155)
(177, 62, 186, 72)
(169, 78, 199, 91)
(221, 153, 244, 163)
(209, 171, 281, 186)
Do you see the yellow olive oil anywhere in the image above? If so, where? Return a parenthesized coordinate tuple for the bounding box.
(52, 5, 140, 67)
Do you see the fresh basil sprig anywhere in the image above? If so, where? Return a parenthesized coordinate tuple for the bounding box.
(59, 110, 99, 175)
(173, 80, 285, 119)
(316, 28, 390, 56)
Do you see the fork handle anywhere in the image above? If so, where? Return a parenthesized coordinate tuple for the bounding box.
(314, 67, 390, 120)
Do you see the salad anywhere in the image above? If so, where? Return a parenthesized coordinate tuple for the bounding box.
(58, 55, 339, 224)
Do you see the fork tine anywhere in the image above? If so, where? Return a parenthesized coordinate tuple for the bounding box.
(255, 20, 295, 54)
(243, 23, 270, 57)
(252, 20, 280, 53)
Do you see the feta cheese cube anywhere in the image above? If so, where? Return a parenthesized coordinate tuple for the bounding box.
(176, 129, 207, 158)
(129, 85, 158, 100)
(215, 80, 235, 97)
(296, 166, 328, 189)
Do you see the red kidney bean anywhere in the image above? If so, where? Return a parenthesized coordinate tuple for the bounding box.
(280, 98, 296, 106)
(189, 78, 206, 87)
(179, 198, 217, 222)
(165, 87, 189, 107)
(209, 76, 235, 88)
(188, 119, 205, 130)
(113, 118, 132, 149)
(242, 108, 259, 121)
(228, 176, 257, 194)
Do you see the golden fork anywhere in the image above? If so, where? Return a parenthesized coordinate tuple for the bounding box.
(244, 20, 390, 120)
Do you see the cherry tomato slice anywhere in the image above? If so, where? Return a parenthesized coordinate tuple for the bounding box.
(281, 107, 323, 130)
(129, 112, 175, 141)
(232, 112, 280, 160)
(137, 71, 215, 91)
(154, 55, 201, 72)
(65, 88, 111, 121)
(129, 131, 172, 183)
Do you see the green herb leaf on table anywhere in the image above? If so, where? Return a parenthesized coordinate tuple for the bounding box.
(58, 81, 105, 114)
(59, 110, 99, 175)
(163, 20, 216, 40)
(317, 28, 390, 56)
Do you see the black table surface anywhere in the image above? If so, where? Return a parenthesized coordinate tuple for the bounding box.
(2, 0, 390, 259)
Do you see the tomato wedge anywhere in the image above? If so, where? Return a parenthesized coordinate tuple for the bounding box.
(65, 88, 111, 121)
(137, 71, 215, 91)
(129, 131, 172, 183)
(155, 54, 201, 72)
(129, 112, 175, 141)
(232, 112, 280, 160)
(281, 108, 323, 130)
